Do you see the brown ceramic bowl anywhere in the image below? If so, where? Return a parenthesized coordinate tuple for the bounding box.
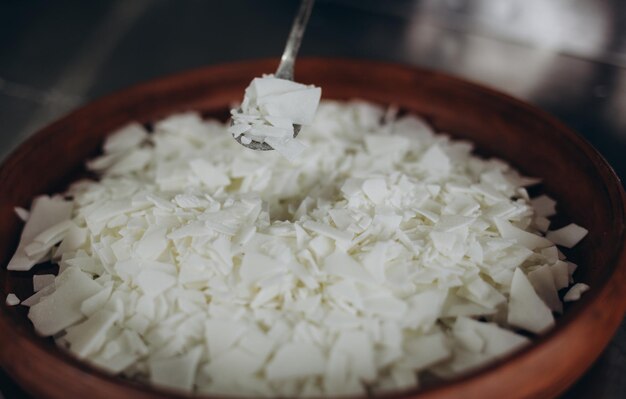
(1, 59, 626, 399)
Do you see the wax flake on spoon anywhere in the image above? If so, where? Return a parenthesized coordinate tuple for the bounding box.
(229, 74, 321, 159)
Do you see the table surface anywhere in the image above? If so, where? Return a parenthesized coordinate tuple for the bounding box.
(1, 1, 625, 398)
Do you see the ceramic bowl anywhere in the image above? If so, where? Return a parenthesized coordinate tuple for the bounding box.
(1, 59, 625, 399)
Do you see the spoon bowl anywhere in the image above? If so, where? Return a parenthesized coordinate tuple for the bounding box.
(232, 0, 314, 151)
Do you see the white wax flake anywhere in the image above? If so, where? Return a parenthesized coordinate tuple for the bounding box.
(189, 159, 230, 190)
(265, 115, 294, 129)
(327, 280, 364, 310)
(14, 207, 29, 221)
(265, 136, 307, 162)
(324, 250, 375, 284)
(204, 347, 267, 379)
(458, 277, 506, 310)
(33, 274, 55, 292)
(261, 88, 322, 125)
(332, 330, 376, 380)
(135, 227, 169, 260)
(361, 241, 390, 283)
(266, 342, 326, 380)
(205, 320, 247, 357)
(435, 215, 476, 232)
(10, 101, 589, 397)
(247, 124, 292, 139)
(65, 309, 118, 358)
(508, 268, 555, 334)
(418, 145, 451, 174)
(230, 75, 321, 161)
(80, 285, 113, 316)
(21, 284, 56, 307)
(453, 325, 484, 353)
(29, 268, 102, 335)
(249, 76, 308, 97)
(5, 293, 20, 306)
(362, 178, 388, 204)
(546, 223, 588, 248)
(302, 220, 353, 244)
(7, 195, 73, 271)
(365, 135, 410, 157)
(494, 218, 552, 250)
(564, 283, 590, 302)
(403, 333, 452, 371)
(102, 122, 148, 154)
(239, 251, 287, 283)
(454, 317, 529, 359)
(104, 149, 150, 176)
(55, 222, 87, 255)
(228, 123, 251, 137)
(136, 270, 176, 297)
(550, 260, 570, 290)
(32, 219, 73, 247)
(364, 294, 408, 320)
(389, 367, 419, 391)
(149, 346, 203, 391)
(528, 265, 562, 313)
(404, 289, 448, 331)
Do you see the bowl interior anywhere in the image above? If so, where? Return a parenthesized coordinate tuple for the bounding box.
(1, 58, 625, 399)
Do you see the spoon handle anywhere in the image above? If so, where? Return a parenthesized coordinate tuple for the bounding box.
(275, 0, 315, 80)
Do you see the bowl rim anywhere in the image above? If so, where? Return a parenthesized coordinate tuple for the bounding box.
(1, 57, 626, 399)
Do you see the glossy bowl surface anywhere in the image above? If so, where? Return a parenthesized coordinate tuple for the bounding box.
(1, 59, 626, 399)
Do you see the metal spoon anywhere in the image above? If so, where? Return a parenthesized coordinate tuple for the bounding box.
(232, 0, 315, 151)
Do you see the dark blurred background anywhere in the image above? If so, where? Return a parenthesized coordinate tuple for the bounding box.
(0, 0, 625, 398)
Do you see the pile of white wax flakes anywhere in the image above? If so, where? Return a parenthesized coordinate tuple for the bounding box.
(6, 101, 590, 397)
